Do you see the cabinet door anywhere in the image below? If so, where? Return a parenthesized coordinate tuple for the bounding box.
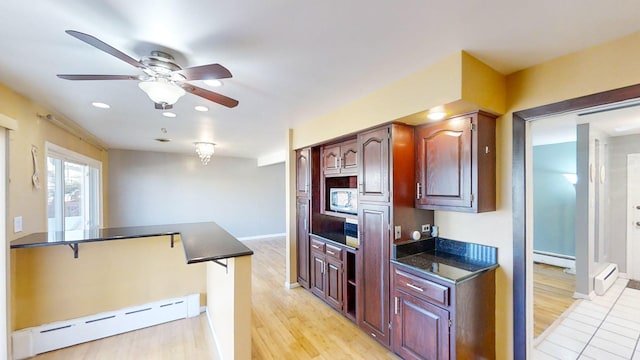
(393, 290, 450, 360)
(325, 257, 343, 310)
(415, 116, 471, 208)
(358, 127, 390, 203)
(296, 148, 312, 197)
(323, 144, 342, 176)
(358, 203, 391, 346)
(296, 198, 310, 288)
(310, 251, 325, 297)
(340, 139, 359, 175)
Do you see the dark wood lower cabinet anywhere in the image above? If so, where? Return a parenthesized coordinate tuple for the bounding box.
(296, 198, 310, 288)
(310, 250, 325, 297)
(391, 263, 496, 360)
(309, 238, 344, 311)
(358, 203, 391, 346)
(325, 257, 343, 310)
(393, 289, 450, 360)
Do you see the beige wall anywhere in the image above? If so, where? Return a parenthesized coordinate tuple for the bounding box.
(290, 31, 640, 359)
(1, 83, 206, 331)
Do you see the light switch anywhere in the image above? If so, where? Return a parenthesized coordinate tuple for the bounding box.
(14, 216, 23, 233)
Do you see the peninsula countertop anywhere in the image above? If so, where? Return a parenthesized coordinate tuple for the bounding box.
(10, 222, 254, 264)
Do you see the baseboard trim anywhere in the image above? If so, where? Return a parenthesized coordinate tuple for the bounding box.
(237, 233, 285, 241)
(285, 281, 300, 289)
(533, 251, 576, 270)
(573, 291, 595, 300)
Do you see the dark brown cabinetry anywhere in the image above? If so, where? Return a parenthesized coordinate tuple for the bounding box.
(392, 264, 496, 360)
(415, 111, 496, 213)
(322, 139, 358, 177)
(356, 124, 434, 349)
(358, 203, 391, 343)
(296, 147, 319, 289)
(358, 128, 390, 203)
(310, 237, 344, 311)
(296, 148, 311, 197)
(296, 197, 310, 288)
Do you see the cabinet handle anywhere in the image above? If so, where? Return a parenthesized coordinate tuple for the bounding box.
(327, 250, 335, 255)
(337, 157, 341, 169)
(406, 283, 424, 292)
(312, 245, 321, 249)
(416, 183, 422, 200)
(394, 296, 399, 315)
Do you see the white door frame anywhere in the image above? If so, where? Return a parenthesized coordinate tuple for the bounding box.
(627, 153, 640, 281)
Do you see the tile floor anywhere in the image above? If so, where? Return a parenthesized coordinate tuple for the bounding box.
(534, 278, 640, 359)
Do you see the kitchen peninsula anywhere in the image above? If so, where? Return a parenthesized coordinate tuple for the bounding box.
(10, 221, 252, 360)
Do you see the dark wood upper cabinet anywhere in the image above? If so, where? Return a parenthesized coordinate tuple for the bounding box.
(415, 111, 496, 213)
(322, 139, 358, 177)
(296, 148, 311, 198)
(358, 127, 390, 203)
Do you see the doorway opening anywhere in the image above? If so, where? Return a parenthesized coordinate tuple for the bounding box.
(512, 83, 640, 359)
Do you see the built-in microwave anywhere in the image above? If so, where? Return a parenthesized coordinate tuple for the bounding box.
(329, 188, 358, 214)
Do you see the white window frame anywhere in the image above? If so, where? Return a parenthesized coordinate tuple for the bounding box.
(45, 142, 103, 231)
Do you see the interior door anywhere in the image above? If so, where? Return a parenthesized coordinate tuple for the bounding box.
(628, 153, 640, 280)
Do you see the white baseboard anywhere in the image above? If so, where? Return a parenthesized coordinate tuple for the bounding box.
(285, 281, 300, 289)
(533, 251, 576, 270)
(11, 294, 199, 360)
(573, 291, 595, 300)
(237, 233, 285, 241)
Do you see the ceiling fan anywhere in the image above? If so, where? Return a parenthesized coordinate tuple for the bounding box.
(57, 30, 238, 109)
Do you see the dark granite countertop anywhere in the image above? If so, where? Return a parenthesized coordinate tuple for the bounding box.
(10, 222, 253, 264)
(391, 237, 498, 284)
(310, 231, 359, 250)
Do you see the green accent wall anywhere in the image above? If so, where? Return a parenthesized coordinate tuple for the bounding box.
(533, 141, 576, 256)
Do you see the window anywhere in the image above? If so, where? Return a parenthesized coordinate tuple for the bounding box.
(46, 143, 102, 232)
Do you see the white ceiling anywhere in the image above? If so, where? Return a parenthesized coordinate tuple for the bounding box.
(1, 1, 640, 160)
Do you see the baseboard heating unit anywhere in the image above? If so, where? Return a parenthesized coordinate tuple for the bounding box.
(12, 293, 200, 359)
(594, 263, 618, 296)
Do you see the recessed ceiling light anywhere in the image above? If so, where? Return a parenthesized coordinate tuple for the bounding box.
(427, 110, 447, 121)
(162, 112, 177, 118)
(203, 79, 223, 87)
(194, 105, 209, 112)
(92, 102, 110, 109)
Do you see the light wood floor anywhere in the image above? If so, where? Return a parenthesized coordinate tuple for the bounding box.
(34, 236, 398, 359)
(533, 262, 576, 338)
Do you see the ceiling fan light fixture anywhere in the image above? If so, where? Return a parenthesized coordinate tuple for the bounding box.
(195, 142, 215, 165)
(138, 78, 186, 106)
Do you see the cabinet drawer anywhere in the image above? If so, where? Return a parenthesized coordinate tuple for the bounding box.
(325, 243, 343, 260)
(310, 239, 325, 252)
(394, 268, 449, 307)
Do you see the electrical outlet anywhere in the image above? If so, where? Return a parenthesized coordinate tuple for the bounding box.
(14, 216, 23, 233)
(394, 226, 401, 240)
(421, 224, 431, 233)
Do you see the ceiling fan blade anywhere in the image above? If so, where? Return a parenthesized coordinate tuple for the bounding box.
(57, 74, 140, 80)
(66, 30, 145, 69)
(173, 64, 232, 81)
(182, 83, 238, 108)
